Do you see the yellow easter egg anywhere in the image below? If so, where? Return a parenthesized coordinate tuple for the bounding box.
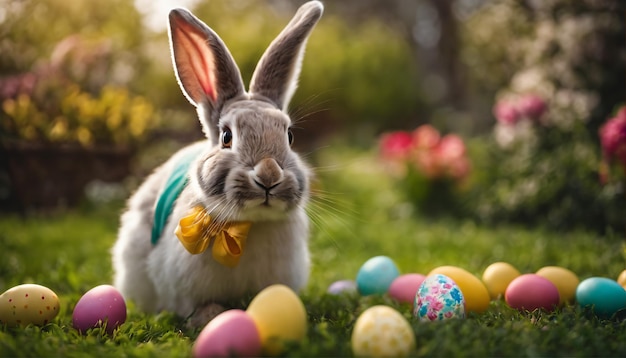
(246, 284, 307, 355)
(351, 305, 416, 357)
(428, 266, 490, 313)
(482, 262, 521, 300)
(617, 270, 626, 287)
(0, 284, 60, 326)
(535, 266, 579, 304)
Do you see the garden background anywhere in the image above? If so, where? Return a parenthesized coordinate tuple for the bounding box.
(1, 0, 626, 356)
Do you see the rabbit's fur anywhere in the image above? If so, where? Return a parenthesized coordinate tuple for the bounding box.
(112, 1, 323, 322)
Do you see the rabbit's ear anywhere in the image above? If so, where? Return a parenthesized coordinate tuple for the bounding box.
(168, 8, 245, 142)
(249, 1, 323, 111)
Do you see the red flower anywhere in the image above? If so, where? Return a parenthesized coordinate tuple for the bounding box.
(379, 125, 471, 182)
(379, 131, 413, 160)
(599, 107, 626, 166)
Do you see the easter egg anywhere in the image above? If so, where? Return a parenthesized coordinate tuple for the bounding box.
(72, 285, 126, 334)
(414, 274, 465, 321)
(356, 256, 400, 296)
(535, 266, 579, 304)
(388, 274, 426, 304)
(351, 305, 416, 357)
(428, 266, 490, 313)
(327, 280, 357, 295)
(192, 309, 261, 358)
(617, 270, 626, 287)
(482, 262, 521, 300)
(246, 284, 307, 355)
(0, 284, 60, 326)
(505, 274, 560, 312)
(576, 277, 626, 318)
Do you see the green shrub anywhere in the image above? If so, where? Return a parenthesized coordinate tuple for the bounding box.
(190, 0, 424, 135)
(468, 125, 625, 233)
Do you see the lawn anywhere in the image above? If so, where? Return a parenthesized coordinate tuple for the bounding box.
(1, 147, 626, 357)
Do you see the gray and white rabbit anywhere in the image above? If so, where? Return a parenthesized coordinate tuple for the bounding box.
(112, 1, 323, 325)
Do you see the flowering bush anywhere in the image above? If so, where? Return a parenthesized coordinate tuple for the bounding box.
(464, 0, 624, 133)
(0, 34, 158, 210)
(379, 125, 471, 216)
(0, 35, 156, 148)
(467, 97, 626, 233)
(1, 84, 154, 148)
(461, 0, 625, 233)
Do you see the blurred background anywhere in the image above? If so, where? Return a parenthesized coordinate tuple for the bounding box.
(0, 0, 624, 233)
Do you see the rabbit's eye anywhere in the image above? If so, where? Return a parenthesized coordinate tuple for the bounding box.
(222, 128, 233, 148)
(288, 130, 294, 146)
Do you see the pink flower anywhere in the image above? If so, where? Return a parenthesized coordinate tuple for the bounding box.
(0, 72, 38, 99)
(379, 131, 413, 160)
(434, 135, 471, 180)
(493, 94, 547, 125)
(437, 135, 466, 161)
(378, 124, 471, 182)
(493, 100, 520, 125)
(517, 94, 547, 121)
(430, 300, 444, 312)
(599, 107, 626, 166)
(413, 124, 440, 150)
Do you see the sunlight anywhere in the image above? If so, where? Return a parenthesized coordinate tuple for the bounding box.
(134, 0, 201, 32)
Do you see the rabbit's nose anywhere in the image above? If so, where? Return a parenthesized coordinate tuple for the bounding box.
(253, 158, 284, 190)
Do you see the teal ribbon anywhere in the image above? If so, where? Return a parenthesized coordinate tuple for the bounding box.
(151, 146, 205, 245)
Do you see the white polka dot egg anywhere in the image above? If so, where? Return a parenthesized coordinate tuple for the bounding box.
(0, 284, 60, 326)
(351, 305, 416, 357)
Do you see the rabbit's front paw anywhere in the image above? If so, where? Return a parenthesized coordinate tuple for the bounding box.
(185, 302, 227, 329)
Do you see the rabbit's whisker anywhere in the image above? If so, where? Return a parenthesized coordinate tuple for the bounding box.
(305, 189, 360, 249)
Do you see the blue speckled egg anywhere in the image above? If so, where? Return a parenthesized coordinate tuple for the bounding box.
(414, 274, 465, 321)
(356, 256, 400, 296)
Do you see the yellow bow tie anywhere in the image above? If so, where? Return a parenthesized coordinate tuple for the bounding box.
(175, 206, 252, 268)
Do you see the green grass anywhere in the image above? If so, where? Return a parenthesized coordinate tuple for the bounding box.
(1, 147, 626, 357)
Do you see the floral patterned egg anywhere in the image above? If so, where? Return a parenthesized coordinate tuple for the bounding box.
(414, 274, 465, 321)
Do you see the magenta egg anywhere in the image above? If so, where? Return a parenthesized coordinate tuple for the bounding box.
(193, 309, 261, 358)
(388, 273, 426, 304)
(72, 285, 126, 334)
(505, 274, 560, 312)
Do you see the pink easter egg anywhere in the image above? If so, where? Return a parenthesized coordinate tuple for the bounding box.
(72, 285, 126, 334)
(388, 273, 426, 304)
(505, 274, 560, 312)
(193, 309, 261, 358)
